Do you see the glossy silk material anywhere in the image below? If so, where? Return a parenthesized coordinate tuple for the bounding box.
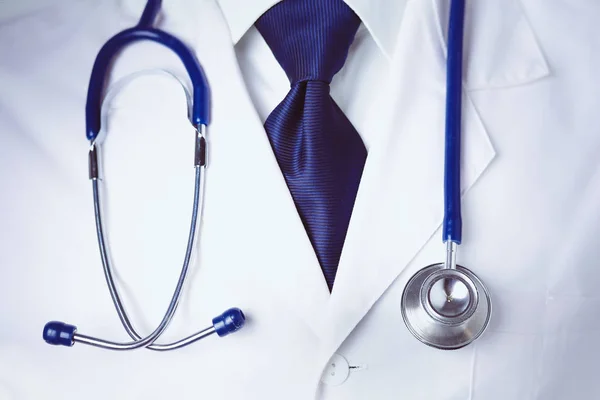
(256, 0, 367, 290)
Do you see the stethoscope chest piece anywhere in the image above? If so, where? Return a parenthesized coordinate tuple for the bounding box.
(401, 263, 491, 350)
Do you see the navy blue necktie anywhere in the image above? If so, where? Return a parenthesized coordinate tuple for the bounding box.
(256, 0, 367, 291)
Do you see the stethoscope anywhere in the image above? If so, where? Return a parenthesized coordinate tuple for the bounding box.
(42, 0, 245, 351)
(43, 0, 490, 351)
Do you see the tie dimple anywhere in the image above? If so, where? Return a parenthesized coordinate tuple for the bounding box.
(256, 0, 366, 291)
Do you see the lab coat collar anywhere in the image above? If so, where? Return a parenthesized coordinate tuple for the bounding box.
(215, 0, 408, 59)
(121, 0, 551, 90)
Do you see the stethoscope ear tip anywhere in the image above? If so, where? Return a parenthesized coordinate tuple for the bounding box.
(43, 321, 77, 347)
(212, 308, 246, 337)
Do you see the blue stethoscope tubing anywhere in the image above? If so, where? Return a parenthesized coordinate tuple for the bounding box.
(443, 0, 465, 246)
(86, 0, 209, 141)
(43, 0, 245, 351)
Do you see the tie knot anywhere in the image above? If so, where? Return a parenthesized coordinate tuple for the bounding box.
(256, 0, 361, 84)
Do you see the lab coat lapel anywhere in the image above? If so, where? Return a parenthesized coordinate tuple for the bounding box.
(182, 1, 330, 337)
(318, 0, 550, 363)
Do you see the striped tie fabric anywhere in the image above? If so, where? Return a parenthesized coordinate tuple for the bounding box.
(256, 0, 367, 290)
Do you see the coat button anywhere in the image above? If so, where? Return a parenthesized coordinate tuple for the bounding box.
(320, 354, 350, 386)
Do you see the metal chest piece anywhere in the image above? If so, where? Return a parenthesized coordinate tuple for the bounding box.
(401, 263, 491, 350)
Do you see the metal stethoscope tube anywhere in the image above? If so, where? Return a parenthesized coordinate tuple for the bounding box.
(43, 126, 245, 350)
(88, 141, 208, 351)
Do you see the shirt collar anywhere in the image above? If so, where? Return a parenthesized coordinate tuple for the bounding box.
(216, 0, 409, 58)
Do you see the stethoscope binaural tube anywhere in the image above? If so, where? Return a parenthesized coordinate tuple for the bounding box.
(400, 0, 492, 350)
(42, 0, 245, 351)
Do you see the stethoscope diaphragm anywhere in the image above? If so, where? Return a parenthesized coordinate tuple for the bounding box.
(401, 263, 491, 350)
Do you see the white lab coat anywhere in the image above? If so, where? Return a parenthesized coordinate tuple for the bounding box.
(1, 0, 599, 399)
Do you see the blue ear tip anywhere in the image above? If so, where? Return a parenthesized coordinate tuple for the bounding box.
(43, 321, 77, 346)
(212, 308, 246, 337)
